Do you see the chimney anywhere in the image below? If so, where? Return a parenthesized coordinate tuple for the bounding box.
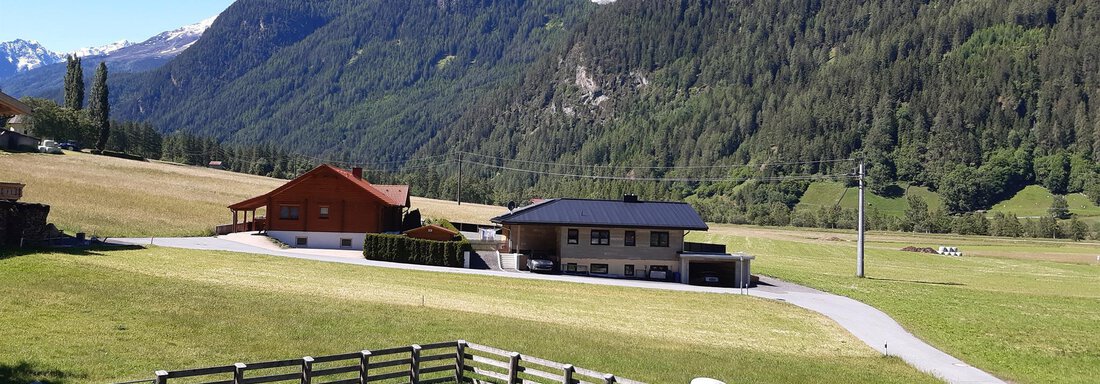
(352, 167, 363, 179)
(623, 194, 639, 203)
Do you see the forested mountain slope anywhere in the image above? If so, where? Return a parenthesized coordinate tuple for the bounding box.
(414, 0, 1100, 212)
(110, 0, 594, 161)
(97, 0, 1100, 215)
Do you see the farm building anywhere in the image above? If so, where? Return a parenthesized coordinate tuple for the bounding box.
(491, 195, 753, 287)
(226, 164, 410, 250)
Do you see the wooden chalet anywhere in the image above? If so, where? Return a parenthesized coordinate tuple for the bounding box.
(226, 164, 410, 250)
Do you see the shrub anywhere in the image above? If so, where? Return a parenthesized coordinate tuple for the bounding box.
(363, 233, 468, 267)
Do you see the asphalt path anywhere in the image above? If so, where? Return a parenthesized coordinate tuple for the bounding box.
(109, 236, 1005, 384)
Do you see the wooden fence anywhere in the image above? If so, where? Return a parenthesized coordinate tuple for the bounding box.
(140, 340, 645, 384)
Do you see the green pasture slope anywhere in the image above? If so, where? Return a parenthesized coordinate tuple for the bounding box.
(795, 182, 944, 216)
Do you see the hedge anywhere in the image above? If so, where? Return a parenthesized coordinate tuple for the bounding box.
(363, 233, 468, 267)
(90, 149, 147, 161)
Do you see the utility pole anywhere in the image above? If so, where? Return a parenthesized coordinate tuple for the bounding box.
(456, 152, 462, 205)
(857, 160, 865, 278)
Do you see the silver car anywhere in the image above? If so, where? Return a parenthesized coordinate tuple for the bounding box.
(526, 258, 554, 273)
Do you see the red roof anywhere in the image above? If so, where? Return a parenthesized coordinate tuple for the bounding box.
(229, 164, 408, 210)
(375, 185, 410, 207)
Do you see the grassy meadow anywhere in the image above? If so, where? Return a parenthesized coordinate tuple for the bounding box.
(0, 151, 505, 237)
(990, 185, 1100, 224)
(0, 247, 934, 384)
(691, 225, 1100, 383)
(795, 181, 945, 216)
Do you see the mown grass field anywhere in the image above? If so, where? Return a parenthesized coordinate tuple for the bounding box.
(989, 185, 1100, 224)
(0, 247, 933, 384)
(691, 225, 1100, 384)
(795, 181, 944, 216)
(0, 151, 505, 237)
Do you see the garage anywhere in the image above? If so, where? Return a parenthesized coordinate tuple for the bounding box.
(679, 253, 754, 288)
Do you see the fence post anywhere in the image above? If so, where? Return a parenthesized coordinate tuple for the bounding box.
(302, 356, 314, 384)
(455, 340, 467, 383)
(561, 364, 574, 384)
(410, 344, 422, 384)
(155, 370, 169, 384)
(603, 373, 617, 384)
(233, 363, 247, 384)
(359, 350, 371, 384)
(507, 352, 521, 384)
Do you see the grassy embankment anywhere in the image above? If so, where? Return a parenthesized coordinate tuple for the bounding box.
(0, 247, 933, 384)
(0, 151, 505, 237)
(795, 181, 945, 216)
(799, 181, 1100, 225)
(691, 225, 1100, 384)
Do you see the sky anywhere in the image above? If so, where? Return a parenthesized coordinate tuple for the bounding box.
(0, 0, 237, 53)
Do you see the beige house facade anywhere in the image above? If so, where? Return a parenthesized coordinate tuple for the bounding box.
(493, 196, 754, 287)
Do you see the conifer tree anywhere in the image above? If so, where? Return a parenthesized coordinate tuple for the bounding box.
(64, 55, 83, 110)
(89, 62, 110, 151)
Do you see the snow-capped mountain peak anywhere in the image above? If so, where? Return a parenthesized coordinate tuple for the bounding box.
(0, 39, 64, 73)
(73, 40, 134, 58)
(165, 14, 218, 41)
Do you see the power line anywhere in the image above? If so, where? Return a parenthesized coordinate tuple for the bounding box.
(457, 150, 854, 170)
(458, 158, 854, 183)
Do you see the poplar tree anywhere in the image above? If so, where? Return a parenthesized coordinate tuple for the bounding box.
(64, 55, 84, 110)
(89, 62, 110, 151)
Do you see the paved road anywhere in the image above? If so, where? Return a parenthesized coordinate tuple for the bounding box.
(110, 236, 1004, 384)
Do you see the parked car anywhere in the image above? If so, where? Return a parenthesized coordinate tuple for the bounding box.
(690, 271, 722, 286)
(526, 258, 555, 273)
(37, 140, 63, 154)
(57, 140, 81, 151)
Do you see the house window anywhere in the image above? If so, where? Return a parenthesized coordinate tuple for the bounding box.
(295, 237, 308, 246)
(340, 238, 352, 248)
(624, 231, 636, 246)
(591, 263, 609, 274)
(319, 206, 330, 219)
(624, 264, 635, 276)
(590, 230, 610, 245)
(650, 231, 669, 247)
(279, 205, 300, 220)
(565, 263, 577, 273)
(567, 229, 578, 244)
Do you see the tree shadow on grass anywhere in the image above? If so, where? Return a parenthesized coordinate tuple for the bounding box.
(0, 361, 85, 384)
(867, 277, 966, 286)
(0, 244, 145, 260)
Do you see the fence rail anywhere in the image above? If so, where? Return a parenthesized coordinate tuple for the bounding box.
(139, 341, 645, 384)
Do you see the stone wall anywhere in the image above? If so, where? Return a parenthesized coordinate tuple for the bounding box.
(0, 201, 50, 247)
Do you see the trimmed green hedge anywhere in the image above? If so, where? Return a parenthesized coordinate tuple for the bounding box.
(363, 233, 467, 267)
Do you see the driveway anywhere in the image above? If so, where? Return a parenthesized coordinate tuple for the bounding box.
(109, 234, 1004, 384)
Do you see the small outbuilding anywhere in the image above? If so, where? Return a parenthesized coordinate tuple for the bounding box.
(404, 224, 459, 242)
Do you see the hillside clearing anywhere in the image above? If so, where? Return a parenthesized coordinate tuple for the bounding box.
(0, 247, 934, 384)
(795, 182, 945, 216)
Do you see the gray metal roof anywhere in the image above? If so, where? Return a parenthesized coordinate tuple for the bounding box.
(491, 198, 708, 230)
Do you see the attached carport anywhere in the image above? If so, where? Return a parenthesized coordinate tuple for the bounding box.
(679, 252, 754, 288)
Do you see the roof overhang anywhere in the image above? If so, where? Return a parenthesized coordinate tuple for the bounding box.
(494, 221, 708, 231)
(0, 91, 32, 116)
(679, 252, 755, 261)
